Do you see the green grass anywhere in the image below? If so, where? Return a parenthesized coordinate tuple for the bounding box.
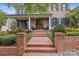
(26, 33, 32, 41)
(48, 33, 54, 42)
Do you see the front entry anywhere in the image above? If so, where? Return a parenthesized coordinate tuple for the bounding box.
(36, 18, 44, 29)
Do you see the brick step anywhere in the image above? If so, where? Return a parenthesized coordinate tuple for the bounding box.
(26, 43, 54, 47)
(25, 47, 57, 53)
(32, 33, 48, 35)
(23, 53, 57, 56)
(32, 35, 48, 37)
(33, 30, 47, 32)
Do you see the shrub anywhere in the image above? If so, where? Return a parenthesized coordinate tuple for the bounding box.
(0, 34, 16, 46)
(48, 33, 54, 42)
(66, 32, 79, 36)
(26, 33, 32, 41)
(15, 27, 24, 33)
(53, 24, 66, 33)
(66, 28, 79, 32)
(0, 32, 8, 36)
(8, 27, 24, 34)
(27, 30, 32, 33)
(8, 30, 17, 34)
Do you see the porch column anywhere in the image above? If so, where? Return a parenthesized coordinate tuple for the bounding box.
(34, 19, 36, 28)
(49, 16, 51, 30)
(28, 17, 31, 30)
(59, 18, 61, 24)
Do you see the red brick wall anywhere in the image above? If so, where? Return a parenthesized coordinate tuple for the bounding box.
(0, 47, 16, 56)
(64, 36, 79, 51)
(0, 32, 26, 56)
(54, 32, 79, 54)
(16, 32, 26, 56)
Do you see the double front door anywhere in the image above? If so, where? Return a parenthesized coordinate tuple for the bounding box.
(36, 19, 44, 29)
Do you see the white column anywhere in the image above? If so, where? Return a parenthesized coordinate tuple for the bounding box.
(34, 19, 36, 28)
(59, 18, 61, 24)
(28, 17, 31, 30)
(49, 16, 51, 30)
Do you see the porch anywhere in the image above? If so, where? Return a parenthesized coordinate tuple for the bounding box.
(8, 14, 52, 30)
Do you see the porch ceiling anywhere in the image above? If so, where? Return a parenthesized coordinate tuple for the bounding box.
(7, 14, 52, 20)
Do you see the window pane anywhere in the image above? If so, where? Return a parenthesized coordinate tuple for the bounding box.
(51, 18, 59, 27)
(51, 3, 59, 11)
(61, 4, 67, 11)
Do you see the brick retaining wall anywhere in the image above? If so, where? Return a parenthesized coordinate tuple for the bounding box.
(0, 47, 16, 56)
(0, 32, 26, 56)
(54, 32, 79, 54)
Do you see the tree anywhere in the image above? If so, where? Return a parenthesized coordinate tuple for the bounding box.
(7, 3, 48, 14)
(0, 10, 8, 30)
(65, 9, 79, 28)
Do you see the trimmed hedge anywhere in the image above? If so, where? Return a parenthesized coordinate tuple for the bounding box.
(53, 24, 66, 33)
(66, 28, 79, 32)
(0, 34, 16, 46)
(66, 32, 79, 36)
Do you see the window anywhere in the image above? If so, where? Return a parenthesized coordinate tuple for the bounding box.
(61, 4, 67, 11)
(51, 18, 59, 27)
(51, 3, 59, 11)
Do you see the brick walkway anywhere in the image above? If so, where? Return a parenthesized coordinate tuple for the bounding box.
(28, 37, 53, 44)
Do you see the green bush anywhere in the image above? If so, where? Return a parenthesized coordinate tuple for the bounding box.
(66, 32, 79, 36)
(15, 27, 24, 33)
(26, 33, 32, 41)
(48, 33, 54, 42)
(8, 30, 17, 34)
(53, 24, 66, 33)
(66, 28, 79, 32)
(27, 30, 32, 33)
(0, 34, 16, 46)
(8, 27, 24, 34)
(0, 32, 8, 36)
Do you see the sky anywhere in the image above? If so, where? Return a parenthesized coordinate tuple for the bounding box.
(0, 3, 79, 14)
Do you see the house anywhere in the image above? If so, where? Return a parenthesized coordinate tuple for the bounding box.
(8, 3, 70, 30)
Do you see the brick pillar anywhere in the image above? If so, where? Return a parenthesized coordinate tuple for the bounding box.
(54, 32, 65, 54)
(16, 32, 26, 56)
